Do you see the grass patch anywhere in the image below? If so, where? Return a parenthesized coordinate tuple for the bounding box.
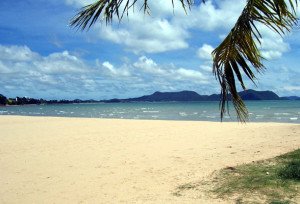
(211, 149, 300, 203)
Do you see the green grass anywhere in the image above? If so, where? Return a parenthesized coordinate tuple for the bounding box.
(211, 149, 300, 203)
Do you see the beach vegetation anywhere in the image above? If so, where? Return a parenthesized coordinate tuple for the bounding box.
(209, 149, 300, 203)
(0, 94, 7, 105)
(70, 0, 298, 122)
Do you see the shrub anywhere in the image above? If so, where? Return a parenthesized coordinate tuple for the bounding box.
(279, 160, 300, 181)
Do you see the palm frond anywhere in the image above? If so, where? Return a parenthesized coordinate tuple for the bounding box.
(70, 0, 203, 29)
(212, 0, 298, 122)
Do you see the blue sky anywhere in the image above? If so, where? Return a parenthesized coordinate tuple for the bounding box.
(0, 0, 299, 100)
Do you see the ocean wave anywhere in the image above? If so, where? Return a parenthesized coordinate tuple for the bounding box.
(274, 112, 290, 116)
(179, 112, 187, 116)
(290, 117, 298, 121)
(143, 111, 160, 113)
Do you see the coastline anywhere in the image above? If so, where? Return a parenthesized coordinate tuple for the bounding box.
(0, 116, 299, 203)
(1, 100, 299, 124)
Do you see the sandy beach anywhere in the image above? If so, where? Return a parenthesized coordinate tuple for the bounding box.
(0, 116, 299, 203)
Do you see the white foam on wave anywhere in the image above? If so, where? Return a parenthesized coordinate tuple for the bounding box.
(274, 113, 290, 116)
(179, 112, 187, 117)
(143, 110, 160, 113)
(290, 117, 298, 121)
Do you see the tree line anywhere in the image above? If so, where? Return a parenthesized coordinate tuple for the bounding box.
(0, 94, 97, 106)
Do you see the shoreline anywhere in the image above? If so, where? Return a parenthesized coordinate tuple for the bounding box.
(0, 114, 299, 124)
(0, 116, 299, 203)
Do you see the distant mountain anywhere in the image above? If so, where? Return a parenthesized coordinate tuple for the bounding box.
(280, 96, 300, 100)
(125, 91, 207, 102)
(101, 89, 282, 103)
(239, 89, 280, 100)
(0, 90, 298, 106)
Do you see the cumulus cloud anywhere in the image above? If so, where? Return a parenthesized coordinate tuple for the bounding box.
(102, 61, 131, 77)
(133, 56, 167, 75)
(197, 44, 214, 60)
(133, 56, 208, 82)
(0, 45, 39, 62)
(0, 45, 94, 98)
(0, 45, 214, 99)
(97, 16, 189, 53)
(64, 0, 294, 62)
(284, 85, 300, 91)
(64, 0, 246, 53)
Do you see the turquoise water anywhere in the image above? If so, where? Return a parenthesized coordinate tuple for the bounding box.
(0, 101, 300, 123)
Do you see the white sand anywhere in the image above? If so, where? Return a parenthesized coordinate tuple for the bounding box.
(0, 116, 299, 203)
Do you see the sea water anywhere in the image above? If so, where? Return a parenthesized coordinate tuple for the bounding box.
(0, 100, 299, 123)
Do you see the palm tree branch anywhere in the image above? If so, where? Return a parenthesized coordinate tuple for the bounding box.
(212, 0, 298, 122)
(70, 0, 205, 28)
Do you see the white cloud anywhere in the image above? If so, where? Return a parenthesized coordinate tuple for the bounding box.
(65, 0, 295, 63)
(34, 51, 88, 74)
(133, 56, 208, 82)
(200, 64, 213, 72)
(65, 0, 246, 53)
(133, 56, 166, 75)
(64, 0, 95, 7)
(102, 61, 131, 77)
(0, 45, 39, 62)
(97, 17, 189, 53)
(0, 45, 93, 98)
(197, 44, 214, 60)
(256, 25, 290, 60)
(0, 45, 214, 99)
(283, 85, 300, 91)
(175, 68, 205, 81)
(176, 0, 245, 31)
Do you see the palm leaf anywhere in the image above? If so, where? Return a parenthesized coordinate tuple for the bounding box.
(212, 0, 298, 122)
(70, 0, 201, 29)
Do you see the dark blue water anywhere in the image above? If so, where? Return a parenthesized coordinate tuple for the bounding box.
(0, 101, 300, 123)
